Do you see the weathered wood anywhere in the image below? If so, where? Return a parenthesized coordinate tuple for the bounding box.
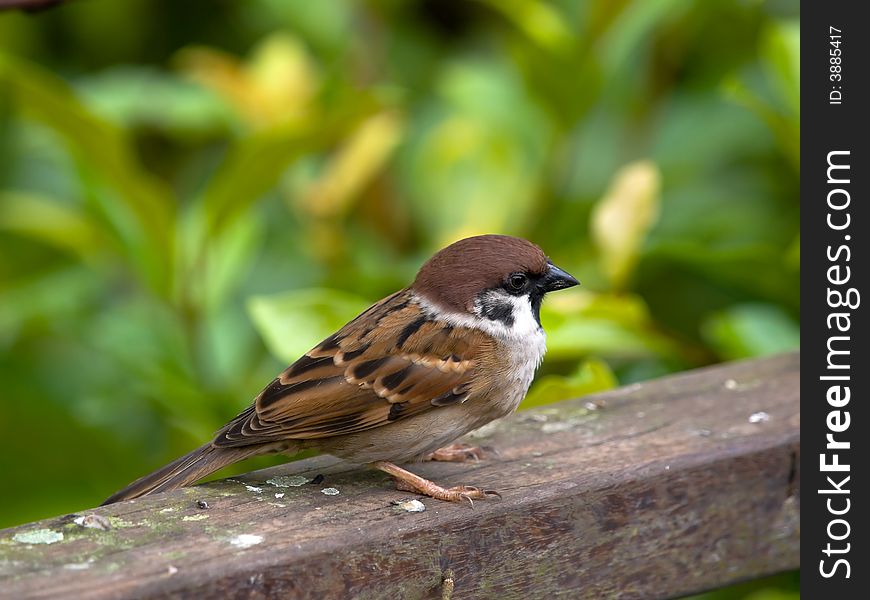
(0, 353, 800, 599)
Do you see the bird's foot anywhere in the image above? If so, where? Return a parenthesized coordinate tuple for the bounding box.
(371, 461, 500, 507)
(394, 480, 501, 505)
(424, 443, 497, 463)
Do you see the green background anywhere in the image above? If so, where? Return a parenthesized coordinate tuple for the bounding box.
(0, 1, 798, 597)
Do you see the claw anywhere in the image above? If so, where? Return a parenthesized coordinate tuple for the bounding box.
(372, 461, 500, 507)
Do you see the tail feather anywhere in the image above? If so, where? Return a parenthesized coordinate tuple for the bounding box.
(102, 444, 261, 505)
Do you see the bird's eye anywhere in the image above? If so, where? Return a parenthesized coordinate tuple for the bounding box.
(508, 273, 528, 291)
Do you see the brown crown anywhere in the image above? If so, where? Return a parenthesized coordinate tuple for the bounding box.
(412, 234, 549, 313)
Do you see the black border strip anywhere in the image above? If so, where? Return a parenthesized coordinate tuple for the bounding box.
(803, 4, 868, 595)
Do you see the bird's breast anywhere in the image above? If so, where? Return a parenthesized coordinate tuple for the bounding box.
(474, 328, 547, 419)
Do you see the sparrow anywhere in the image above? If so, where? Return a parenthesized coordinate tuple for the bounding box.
(103, 234, 578, 505)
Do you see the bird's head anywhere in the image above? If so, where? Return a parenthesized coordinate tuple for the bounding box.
(412, 234, 579, 332)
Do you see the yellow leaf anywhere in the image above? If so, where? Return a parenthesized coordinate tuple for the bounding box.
(300, 111, 404, 218)
(177, 33, 318, 129)
(591, 160, 661, 289)
(476, 0, 575, 55)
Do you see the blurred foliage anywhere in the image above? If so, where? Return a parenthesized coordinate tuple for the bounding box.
(684, 571, 800, 600)
(1, 8, 797, 596)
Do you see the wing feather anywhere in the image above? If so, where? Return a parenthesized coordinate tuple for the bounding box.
(214, 290, 492, 447)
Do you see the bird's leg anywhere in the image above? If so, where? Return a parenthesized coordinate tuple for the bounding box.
(424, 442, 497, 463)
(371, 461, 500, 506)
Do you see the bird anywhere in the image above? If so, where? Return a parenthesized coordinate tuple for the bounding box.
(103, 234, 578, 505)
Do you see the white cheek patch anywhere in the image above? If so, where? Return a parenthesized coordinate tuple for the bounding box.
(472, 290, 541, 341)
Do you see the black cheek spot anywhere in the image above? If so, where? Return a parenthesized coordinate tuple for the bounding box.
(481, 301, 515, 327)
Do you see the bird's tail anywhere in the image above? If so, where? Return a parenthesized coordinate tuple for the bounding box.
(101, 443, 263, 505)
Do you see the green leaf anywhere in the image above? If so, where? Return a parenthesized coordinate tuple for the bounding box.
(399, 61, 549, 244)
(0, 266, 99, 348)
(200, 105, 370, 237)
(597, 0, 689, 74)
(247, 288, 370, 363)
(702, 303, 799, 360)
(253, 0, 354, 55)
(785, 234, 799, 270)
(541, 291, 682, 360)
(521, 358, 618, 410)
(75, 67, 236, 136)
(475, 0, 575, 54)
(203, 214, 263, 313)
(720, 20, 800, 172)
(174, 204, 265, 317)
(0, 191, 103, 259)
(0, 53, 175, 294)
(762, 20, 800, 118)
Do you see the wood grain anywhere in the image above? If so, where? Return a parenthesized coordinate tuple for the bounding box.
(0, 352, 800, 599)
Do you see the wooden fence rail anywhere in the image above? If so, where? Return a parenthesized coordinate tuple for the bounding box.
(0, 352, 800, 599)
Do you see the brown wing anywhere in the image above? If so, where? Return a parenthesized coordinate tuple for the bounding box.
(214, 289, 493, 447)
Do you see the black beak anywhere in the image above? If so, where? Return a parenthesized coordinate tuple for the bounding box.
(542, 263, 579, 292)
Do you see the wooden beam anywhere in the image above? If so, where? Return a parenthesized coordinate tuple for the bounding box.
(0, 353, 800, 599)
